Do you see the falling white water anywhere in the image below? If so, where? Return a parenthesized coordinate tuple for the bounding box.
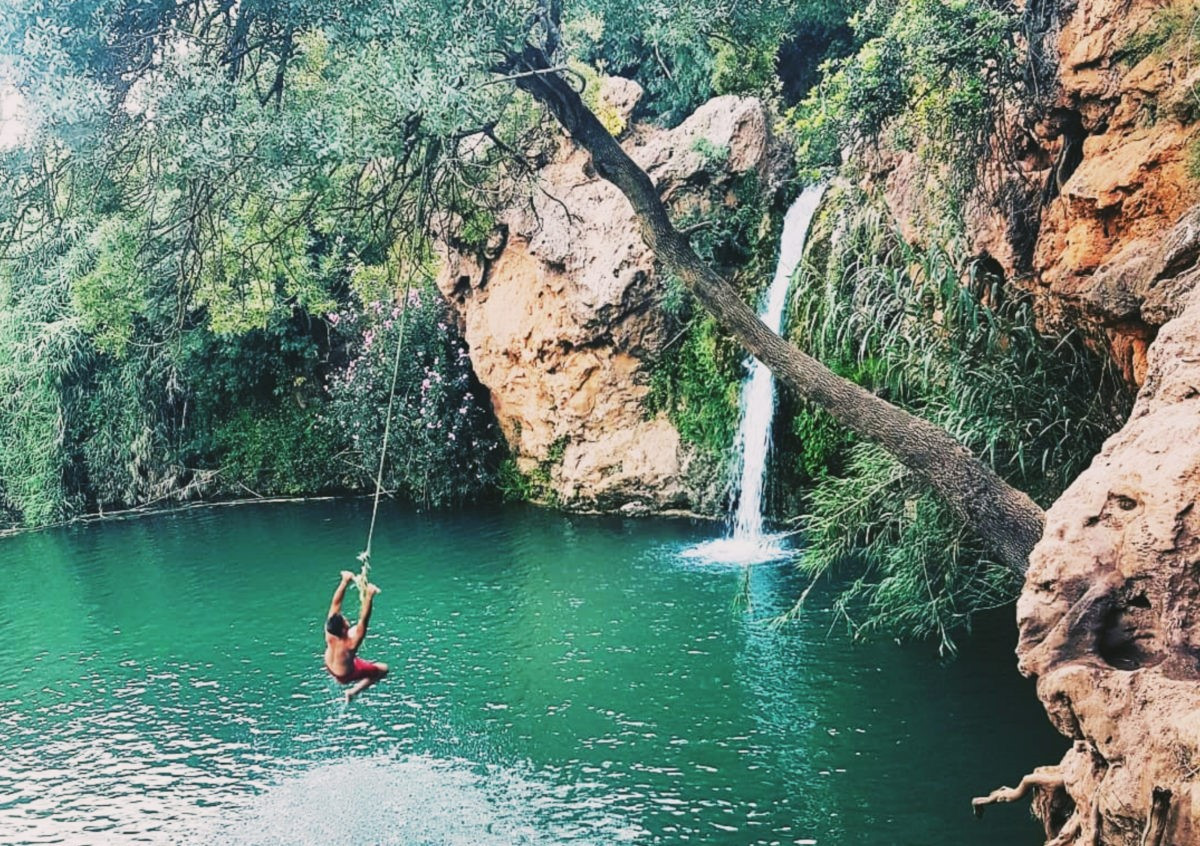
(685, 184, 826, 565)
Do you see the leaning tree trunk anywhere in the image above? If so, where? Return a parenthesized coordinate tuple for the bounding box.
(504, 48, 1045, 573)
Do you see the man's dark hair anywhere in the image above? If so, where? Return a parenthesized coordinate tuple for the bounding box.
(326, 613, 347, 636)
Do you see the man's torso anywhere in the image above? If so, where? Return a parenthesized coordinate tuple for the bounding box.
(324, 633, 356, 674)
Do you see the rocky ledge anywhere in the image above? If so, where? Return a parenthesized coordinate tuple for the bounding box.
(437, 83, 783, 512)
(1009, 203, 1200, 843)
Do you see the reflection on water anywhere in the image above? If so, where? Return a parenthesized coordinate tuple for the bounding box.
(0, 502, 1063, 845)
(679, 532, 793, 566)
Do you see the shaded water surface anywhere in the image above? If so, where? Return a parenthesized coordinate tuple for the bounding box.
(0, 502, 1062, 844)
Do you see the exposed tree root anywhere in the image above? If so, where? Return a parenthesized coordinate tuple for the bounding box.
(1140, 786, 1172, 846)
(973, 767, 1065, 816)
(973, 765, 1074, 843)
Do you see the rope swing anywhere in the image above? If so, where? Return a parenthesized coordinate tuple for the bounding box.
(353, 273, 416, 603)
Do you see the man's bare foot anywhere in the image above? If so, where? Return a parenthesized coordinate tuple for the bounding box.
(345, 678, 373, 702)
(367, 583, 381, 596)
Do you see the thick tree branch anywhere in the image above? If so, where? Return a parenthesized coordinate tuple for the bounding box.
(502, 48, 1045, 572)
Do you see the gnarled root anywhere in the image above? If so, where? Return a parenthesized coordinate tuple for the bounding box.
(973, 766, 1065, 818)
(1140, 786, 1172, 846)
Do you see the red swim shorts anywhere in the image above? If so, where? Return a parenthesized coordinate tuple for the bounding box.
(326, 657, 386, 685)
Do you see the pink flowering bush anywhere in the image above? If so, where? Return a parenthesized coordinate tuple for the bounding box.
(323, 284, 503, 506)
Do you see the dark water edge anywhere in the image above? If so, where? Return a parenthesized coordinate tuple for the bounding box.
(0, 499, 1065, 845)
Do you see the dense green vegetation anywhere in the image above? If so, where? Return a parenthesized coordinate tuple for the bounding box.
(0, 0, 812, 528)
(0, 0, 1133, 648)
(776, 188, 1129, 648)
(647, 172, 783, 459)
(791, 0, 1018, 215)
(648, 0, 1030, 471)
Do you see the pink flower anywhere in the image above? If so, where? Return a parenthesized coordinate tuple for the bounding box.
(327, 312, 340, 325)
(448, 433, 456, 441)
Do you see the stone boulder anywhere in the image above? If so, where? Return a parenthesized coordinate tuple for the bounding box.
(436, 88, 780, 512)
(1015, 204, 1200, 842)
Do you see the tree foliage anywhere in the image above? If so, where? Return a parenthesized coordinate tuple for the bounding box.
(790, 0, 1017, 209)
(0, 0, 1096, 652)
(0, 0, 812, 526)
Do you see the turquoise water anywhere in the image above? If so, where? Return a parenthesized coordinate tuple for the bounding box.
(0, 502, 1062, 844)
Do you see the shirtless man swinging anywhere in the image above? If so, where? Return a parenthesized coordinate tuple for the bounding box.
(324, 570, 388, 702)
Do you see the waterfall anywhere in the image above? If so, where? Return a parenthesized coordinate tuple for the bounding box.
(685, 184, 825, 565)
(730, 184, 826, 539)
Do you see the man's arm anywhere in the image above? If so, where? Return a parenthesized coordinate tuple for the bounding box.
(349, 583, 381, 649)
(328, 570, 355, 618)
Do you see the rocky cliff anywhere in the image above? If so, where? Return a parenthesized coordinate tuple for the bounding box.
(1014, 206, 1200, 843)
(921, 2, 1200, 842)
(436, 84, 782, 512)
(881, 0, 1200, 386)
(1018, 0, 1200, 386)
(863, 0, 1200, 841)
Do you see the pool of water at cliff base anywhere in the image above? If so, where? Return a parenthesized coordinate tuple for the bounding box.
(0, 501, 1064, 845)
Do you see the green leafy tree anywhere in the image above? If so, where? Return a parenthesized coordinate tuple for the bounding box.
(791, 0, 1017, 207)
(2, 0, 1046, 576)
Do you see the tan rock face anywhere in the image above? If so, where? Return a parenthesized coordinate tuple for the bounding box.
(960, 0, 1200, 385)
(1015, 230, 1200, 841)
(934, 4, 1200, 834)
(437, 90, 777, 511)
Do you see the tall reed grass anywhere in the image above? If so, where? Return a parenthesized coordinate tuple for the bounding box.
(781, 192, 1130, 651)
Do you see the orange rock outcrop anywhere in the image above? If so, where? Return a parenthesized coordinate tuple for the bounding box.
(981, 0, 1199, 384)
(436, 88, 778, 512)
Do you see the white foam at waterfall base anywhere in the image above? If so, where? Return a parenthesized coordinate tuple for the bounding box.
(685, 184, 826, 567)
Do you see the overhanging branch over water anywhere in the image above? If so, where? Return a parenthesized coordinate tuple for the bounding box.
(503, 46, 1045, 573)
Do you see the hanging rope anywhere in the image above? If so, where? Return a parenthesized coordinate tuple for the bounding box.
(353, 273, 416, 602)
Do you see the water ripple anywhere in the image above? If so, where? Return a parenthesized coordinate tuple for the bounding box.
(0, 501, 1061, 845)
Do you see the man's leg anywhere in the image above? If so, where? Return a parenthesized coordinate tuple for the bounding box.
(344, 662, 388, 702)
(344, 677, 372, 702)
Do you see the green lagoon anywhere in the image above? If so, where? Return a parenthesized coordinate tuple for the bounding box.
(0, 502, 1061, 844)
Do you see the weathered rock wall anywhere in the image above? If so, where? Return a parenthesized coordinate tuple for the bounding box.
(1015, 206, 1200, 842)
(1018, 0, 1200, 385)
(953, 4, 1200, 839)
(882, 0, 1200, 386)
(436, 87, 781, 512)
(867, 2, 1200, 841)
